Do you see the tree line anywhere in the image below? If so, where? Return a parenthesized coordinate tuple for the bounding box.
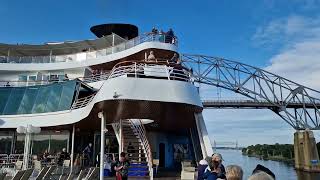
(242, 142, 320, 162)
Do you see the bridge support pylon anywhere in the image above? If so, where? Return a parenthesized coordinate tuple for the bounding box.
(294, 130, 320, 172)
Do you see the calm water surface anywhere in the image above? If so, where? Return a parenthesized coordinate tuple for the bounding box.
(216, 149, 320, 180)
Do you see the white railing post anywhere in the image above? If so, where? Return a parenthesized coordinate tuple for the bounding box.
(119, 119, 123, 158)
(70, 124, 75, 173)
(135, 62, 137, 78)
(49, 50, 52, 63)
(98, 112, 106, 180)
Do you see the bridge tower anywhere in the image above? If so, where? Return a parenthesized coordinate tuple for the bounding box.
(294, 130, 320, 172)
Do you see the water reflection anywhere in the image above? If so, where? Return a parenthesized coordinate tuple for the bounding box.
(216, 149, 320, 180)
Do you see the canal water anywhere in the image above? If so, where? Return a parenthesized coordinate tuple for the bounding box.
(215, 149, 320, 180)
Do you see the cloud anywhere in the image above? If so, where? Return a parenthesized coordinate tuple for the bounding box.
(252, 15, 320, 48)
(256, 15, 320, 91)
(265, 41, 320, 89)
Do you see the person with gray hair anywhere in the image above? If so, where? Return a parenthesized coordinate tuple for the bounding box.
(226, 165, 243, 180)
(248, 171, 274, 180)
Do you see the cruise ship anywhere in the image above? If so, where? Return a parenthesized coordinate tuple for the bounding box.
(0, 24, 212, 179)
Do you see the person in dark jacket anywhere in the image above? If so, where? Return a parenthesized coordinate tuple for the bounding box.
(165, 28, 175, 43)
(203, 160, 219, 180)
(212, 153, 226, 179)
(58, 148, 70, 166)
(197, 156, 211, 180)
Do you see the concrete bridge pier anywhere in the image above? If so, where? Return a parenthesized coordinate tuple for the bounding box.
(294, 130, 320, 172)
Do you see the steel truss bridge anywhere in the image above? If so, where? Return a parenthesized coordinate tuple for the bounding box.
(181, 54, 320, 130)
(213, 141, 239, 149)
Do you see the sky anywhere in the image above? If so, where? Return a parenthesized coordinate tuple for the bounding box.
(1, 0, 320, 146)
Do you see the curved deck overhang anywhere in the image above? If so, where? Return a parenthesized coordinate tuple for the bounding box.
(0, 77, 201, 128)
(0, 42, 177, 71)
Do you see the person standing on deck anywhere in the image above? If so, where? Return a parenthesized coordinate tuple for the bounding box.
(83, 143, 93, 166)
(115, 152, 130, 180)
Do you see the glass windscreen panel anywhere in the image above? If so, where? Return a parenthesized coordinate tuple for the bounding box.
(0, 132, 13, 154)
(15, 135, 25, 154)
(0, 88, 12, 114)
(0, 80, 78, 115)
(3, 88, 26, 115)
(31, 134, 50, 156)
(50, 134, 69, 154)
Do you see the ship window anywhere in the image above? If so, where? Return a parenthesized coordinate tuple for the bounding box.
(50, 134, 69, 153)
(17, 87, 39, 114)
(58, 75, 65, 81)
(28, 75, 36, 81)
(32, 86, 51, 113)
(58, 80, 76, 111)
(0, 88, 12, 115)
(49, 75, 58, 81)
(18, 75, 28, 81)
(0, 80, 78, 115)
(15, 134, 25, 154)
(45, 84, 63, 112)
(3, 88, 26, 115)
(31, 134, 50, 155)
(0, 132, 13, 154)
(27, 131, 69, 155)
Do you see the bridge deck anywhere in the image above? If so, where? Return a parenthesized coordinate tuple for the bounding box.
(202, 100, 320, 109)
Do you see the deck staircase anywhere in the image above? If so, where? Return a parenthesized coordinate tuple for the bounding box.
(112, 119, 153, 179)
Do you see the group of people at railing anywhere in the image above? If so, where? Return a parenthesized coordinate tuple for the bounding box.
(197, 153, 276, 180)
(147, 27, 177, 45)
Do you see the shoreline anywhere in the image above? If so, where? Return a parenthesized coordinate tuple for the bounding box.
(242, 152, 295, 166)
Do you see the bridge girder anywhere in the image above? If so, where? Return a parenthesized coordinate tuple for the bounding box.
(181, 54, 320, 130)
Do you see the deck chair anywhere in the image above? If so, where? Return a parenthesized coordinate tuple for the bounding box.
(20, 168, 33, 180)
(61, 160, 71, 175)
(87, 167, 99, 180)
(0, 172, 6, 180)
(83, 167, 94, 179)
(153, 159, 159, 175)
(58, 174, 68, 180)
(35, 167, 49, 180)
(42, 166, 57, 180)
(33, 160, 42, 171)
(66, 173, 74, 180)
(11, 170, 25, 180)
(14, 161, 23, 171)
(75, 169, 86, 180)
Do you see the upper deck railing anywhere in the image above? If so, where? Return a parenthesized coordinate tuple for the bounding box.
(0, 33, 178, 64)
(0, 59, 190, 88)
(108, 60, 191, 82)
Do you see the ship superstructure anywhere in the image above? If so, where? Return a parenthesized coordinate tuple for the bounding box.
(0, 24, 212, 179)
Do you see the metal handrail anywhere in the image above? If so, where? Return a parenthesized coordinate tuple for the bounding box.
(109, 61, 191, 82)
(129, 119, 153, 179)
(71, 93, 97, 109)
(0, 33, 178, 64)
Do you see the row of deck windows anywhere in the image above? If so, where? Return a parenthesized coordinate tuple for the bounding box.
(0, 80, 78, 115)
(0, 131, 69, 155)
